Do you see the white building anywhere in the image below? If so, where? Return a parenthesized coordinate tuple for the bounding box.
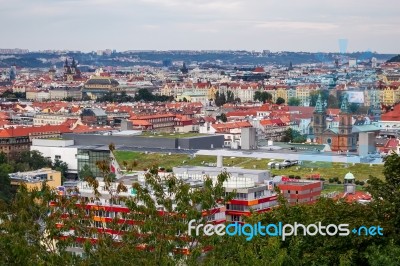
(31, 139, 78, 174)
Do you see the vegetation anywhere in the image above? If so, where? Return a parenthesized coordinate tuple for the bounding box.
(217, 113, 228, 122)
(113, 151, 385, 181)
(276, 97, 285, 105)
(254, 91, 272, 103)
(281, 128, 307, 143)
(287, 97, 301, 106)
(387, 54, 400, 63)
(214, 90, 237, 107)
(0, 153, 399, 264)
(97, 89, 173, 103)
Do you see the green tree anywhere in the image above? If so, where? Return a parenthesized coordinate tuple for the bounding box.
(276, 97, 285, 105)
(327, 94, 339, 108)
(52, 159, 69, 182)
(349, 102, 359, 113)
(254, 91, 272, 103)
(281, 128, 306, 143)
(78, 164, 94, 180)
(214, 92, 226, 107)
(218, 113, 228, 122)
(226, 90, 235, 103)
(0, 164, 13, 203)
(12, 150, 52, 172)
(288, 97, 301, 106)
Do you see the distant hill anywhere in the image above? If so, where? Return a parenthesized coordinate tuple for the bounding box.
(387, 55, 400, 63)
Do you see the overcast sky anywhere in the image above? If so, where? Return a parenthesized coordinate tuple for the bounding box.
(1, 0, 399, 53)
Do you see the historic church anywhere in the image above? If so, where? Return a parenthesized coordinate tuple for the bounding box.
(63, 58, 81, 82)
(313, 93, 357, 152)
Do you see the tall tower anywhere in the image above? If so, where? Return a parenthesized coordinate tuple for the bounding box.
(313, 94, 326, 143)
(338, 93, 353, 151)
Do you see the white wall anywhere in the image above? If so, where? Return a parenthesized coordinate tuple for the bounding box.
(31, 145, 78, 173)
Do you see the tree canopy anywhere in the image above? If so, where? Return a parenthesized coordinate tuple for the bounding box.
(1, 154, 400, 265)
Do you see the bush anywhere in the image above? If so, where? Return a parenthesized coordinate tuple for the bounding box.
(337, 181, 342, 184)
(166, 168, 173, 173)
(359, 181, 365, 186)
(329, 178, 334, 183)
(295, 176, 301, 179)
(355, 180, 360, 185)
(289, 175, 295, 179)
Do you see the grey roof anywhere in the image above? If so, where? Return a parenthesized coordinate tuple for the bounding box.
(86, 77, 119, 86)
(91, 108, 107, 117)
(352, 125, 381, 133)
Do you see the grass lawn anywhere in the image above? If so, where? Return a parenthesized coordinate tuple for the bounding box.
(113, 151, 384, 181)
(321, 184, 366, 195)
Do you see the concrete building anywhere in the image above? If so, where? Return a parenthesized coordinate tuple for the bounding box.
(276, 176, 323, 204)
(9, 168, 62, 191)
(241, 127, 257, 150)
(358, 132, 376, 156)
(49, 87, 82, 100)
(173, 165, 277, 223)
(31, 139, 78, 175)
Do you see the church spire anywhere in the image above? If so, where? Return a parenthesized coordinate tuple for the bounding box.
(314, 93, 325, 113)
(340, 93, 350, 113)
(64, 58, 69, 67)
(72, 58, 76, 67)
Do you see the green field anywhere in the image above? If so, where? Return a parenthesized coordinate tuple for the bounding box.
(113, 151, 385, 181)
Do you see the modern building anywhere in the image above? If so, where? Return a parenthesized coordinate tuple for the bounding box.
(173, 165, 278, 223)
(31, 139, 79, 176)
(9, 168, 62, 191)
(80, 108, 108, 126)
(241, 127, 257, 150)
(277, 176, 323, 204)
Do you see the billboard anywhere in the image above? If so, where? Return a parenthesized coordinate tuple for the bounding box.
(347, 91, 364, 104)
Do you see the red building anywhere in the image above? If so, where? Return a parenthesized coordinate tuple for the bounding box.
(278, 177, 323, 204)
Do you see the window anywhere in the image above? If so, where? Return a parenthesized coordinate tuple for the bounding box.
(55, 155, 61, 160)
(231, 215, 240, 222)
(235, 193, 248, 200)
(254, 191, 264, 199)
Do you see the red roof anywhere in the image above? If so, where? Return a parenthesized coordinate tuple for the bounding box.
(0, 125, 72, 138)
(381, 104, 400, 121)
(335, 191, 372, 203)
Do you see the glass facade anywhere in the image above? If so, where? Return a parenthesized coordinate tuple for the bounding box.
(77, 148, 111, 178)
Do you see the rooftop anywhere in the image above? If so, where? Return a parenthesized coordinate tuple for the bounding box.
(9, 168, 59, 183)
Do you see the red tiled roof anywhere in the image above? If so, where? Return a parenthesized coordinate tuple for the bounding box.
(335, 191, 372, 203)
(0, 125, 71, 138)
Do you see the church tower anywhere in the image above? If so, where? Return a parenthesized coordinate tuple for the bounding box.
(338, 93, 354, 151)
(313, 94, 326, 143)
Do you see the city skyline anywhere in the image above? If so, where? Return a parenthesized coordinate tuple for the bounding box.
(0, 0, 399, 53)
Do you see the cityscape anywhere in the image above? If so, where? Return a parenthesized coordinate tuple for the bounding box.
(1, 0, 400, 265)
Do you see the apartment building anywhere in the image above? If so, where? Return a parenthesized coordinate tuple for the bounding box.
(277, 177, 323, 204)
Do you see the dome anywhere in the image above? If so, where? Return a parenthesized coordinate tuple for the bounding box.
(344, 172, 355, 180)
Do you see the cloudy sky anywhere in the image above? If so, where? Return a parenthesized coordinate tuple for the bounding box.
(1, 0, 399, 53)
